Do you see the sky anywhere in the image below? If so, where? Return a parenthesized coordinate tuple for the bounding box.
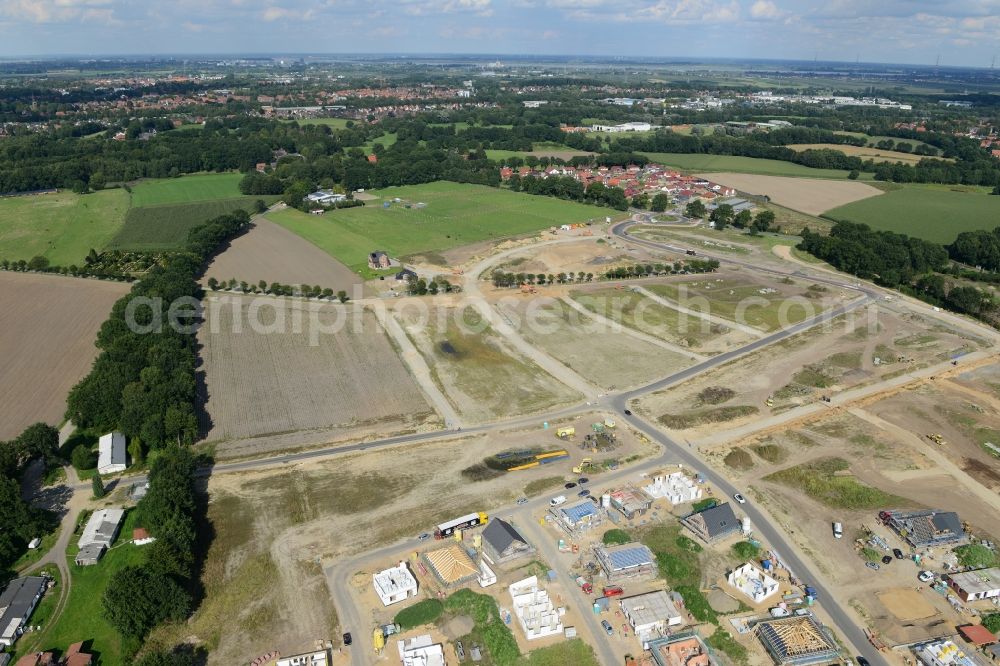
(0, 0, 998, 67)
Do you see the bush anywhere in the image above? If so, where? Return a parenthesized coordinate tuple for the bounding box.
(696, 386, 736, 405)
(955, 544, 998, 569)
(675, 584, 717, 624)
(983, 613, 1000, 633)
(602, 529, 632, 545)
(706, 628, 748, 664)
(731, 541, 760, 561)
(395, 599, 444, 629)
(71, 444, 97, 471)
(692, 498, 718, 512)
(444, 589, 520, 666)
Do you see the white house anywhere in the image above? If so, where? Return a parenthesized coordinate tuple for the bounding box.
(619, 590, 684, 647)
(727, 562, 779, 604)
(98, 432, 127, 474)
(508, 576, 564, 640)
(643, 472, 703, 505)
(372, 562, 418, 607)
(397, 635, 444, 666)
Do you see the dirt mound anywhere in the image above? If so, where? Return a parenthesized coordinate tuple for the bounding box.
(441, 615, 474, 640)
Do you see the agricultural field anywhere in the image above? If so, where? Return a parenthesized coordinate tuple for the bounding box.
(639, 152, 865, 179)
(198, 297, 440, 455)
(0, 189, 128, 265)
(267, 182, 612, 275)
(395, 305, 581, 422)
(129, 172, 244, 207)
(203, 218, 361, 289)
(823, 185, 1000, 243)
(502, 297, 694, 390)
(833, 131, 938, 153)
(0, 272, 130, 439)
(786, 143, 945, 165)
(108, 197, 271, 251)
(694, 172, 884, 216)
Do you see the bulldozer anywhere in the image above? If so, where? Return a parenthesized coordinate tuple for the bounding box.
(926, 433, 945, 445)
(765, 396, 774, 408)
(573, 457, 594, 474)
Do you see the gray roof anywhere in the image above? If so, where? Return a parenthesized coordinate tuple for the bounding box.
(75, 543, 106, 563)
(693, 503, 740, 538)
(482, 518, 528, 555)
(0, 576, 46, 634)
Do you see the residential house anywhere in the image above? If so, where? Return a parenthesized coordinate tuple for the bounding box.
(553, 500, 602, 533)
(948, 568, 1000, 602)
(481, 518, 534, 565)
(0, 576, 48, 647)
(594, 543, 657, 583)
(368, 251, 391, 270)
(423, 544, 478, 588)
(957, 625, 996, 647)
(132, 528, 155, 546)
(397, 635, 444, 666)
(372, 562, 418, 607)
(880, 509, 967, 548)
(14, 654, 55, 666)
(643, 472, 702, 505)
(508, 576, 563, 640)
(682, 503, 741, 543)
(648, 634, 715, 666)
(305, 190, 346, 207)
(63, 642, 93, 666)
(97, 432, 127, 474)
(753, 615, 841, 666)
(610, 487, 654, 520)
(276, 650, 327, 666)
(620, 591, 684, 647)
(728, 562, 779, 604)
(76, 508, 125, 565)
(916, 639, 990, 666)
(395, 268, 417, 283)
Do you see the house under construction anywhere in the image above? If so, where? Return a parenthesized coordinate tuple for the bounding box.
(752, 615, 841, 666)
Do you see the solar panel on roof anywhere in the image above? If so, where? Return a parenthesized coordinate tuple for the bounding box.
(608, 546, 653, 570)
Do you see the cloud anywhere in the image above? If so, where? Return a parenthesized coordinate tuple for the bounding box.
(0, 0, 116, 23)
(261, 5, 314, 21)
(401, 0, 493, 16)
(749, 0, 783, 19)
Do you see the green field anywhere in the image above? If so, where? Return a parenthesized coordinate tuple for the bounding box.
(109, 197, 273, 251)
(285, 117, 354, 128)
(267, 181, 613, 274)
(639, 152, 864, 179)
(0, 189, 129, 265)
(824, 185, 1000, 244)
(130, 172, 243, 207)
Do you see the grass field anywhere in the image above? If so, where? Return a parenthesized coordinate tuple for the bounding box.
(786, 143, 943, 165)
(640, 152, 866, 179)
(0, 189, 128, 265)
(129, 172, 243, 207)
(763, 457, 907, 510)
(267, 181, 611, 274)
(109, 197, 274, 251)
(824, 185, 1000, 244)
(284, 117, 354, 128)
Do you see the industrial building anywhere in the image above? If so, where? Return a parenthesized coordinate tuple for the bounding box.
(508, 576, 564, 640)
(397, 635, 445, 666)
(610, 487, 653, 520)
(648, 633, 715, 666)
(879, 509, 967, 548)
(423, 544, 479, 588)
(753, 616, 840, 666)
(553, 500, 602, 532)
(0, 576, 47, 647)
(682, 503, 741, 543)
(481, 518, 534, 565)
(620, 591, 684, 647)
(728, 562, 780, 604)
(947, 567, 1000, 602)
(97, 431, 127, 474)
(372, 562, 418, 606)
(594, 543, 657, 583)
(643, 472, 703, 505)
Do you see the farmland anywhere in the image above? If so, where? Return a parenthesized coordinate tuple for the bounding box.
(108, 197, 271, 251)
(786, 143, 945, 165)
(267, 182, 611, 274)
(203, 218, 361, 289)
(198, 297, 439, 452)
(694, 173, 884, 216)
(823, 185, 1000, 243)
(639, 152, 865, 179)
(0, 272, 130, 439)
(129, 172, 244, 206)
(0, 189, 128, 265)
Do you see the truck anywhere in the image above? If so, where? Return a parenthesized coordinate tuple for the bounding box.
(602, 586, 624, 598)
(434, 512, 488, 539)
(556, 427, 576, 439)
(550, 495, 567, 507)
(575, 576, 593, 594)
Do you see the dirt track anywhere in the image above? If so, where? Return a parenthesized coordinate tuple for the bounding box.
(695, 172, 883, 215)
(0, 272, 129, 438)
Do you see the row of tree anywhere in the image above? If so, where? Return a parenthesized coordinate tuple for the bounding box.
(948, 227, 1000, 272)
(507, 174, 629, 210)
(206, 276, 350, 301)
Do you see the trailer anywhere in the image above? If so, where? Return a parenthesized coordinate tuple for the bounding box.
(434, 512, 488, 539)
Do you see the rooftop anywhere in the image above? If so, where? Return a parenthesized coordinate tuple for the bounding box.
(482, 518, 529, 555)
(754, 615, 840, 666)
(374, 563, 417, 597)
(957, 624, 996, 646)
(560, 501, 599, 524)
(78, 508, 125, 549)
(621, 590, 681, 626)
(597, 543, 655, 572)
(949, 568, 1000, 595)
(424, 544, 478, 586)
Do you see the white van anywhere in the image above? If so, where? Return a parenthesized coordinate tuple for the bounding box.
(833, 522, 843, 539)
(550, 495, 567, 507)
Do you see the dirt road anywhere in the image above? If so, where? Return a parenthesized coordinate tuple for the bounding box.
(632, 284, 766, 338)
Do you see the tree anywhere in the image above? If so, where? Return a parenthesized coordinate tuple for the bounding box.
(16, 423, 58, 461)
(128, 437, 145, 467)
(206, 277, 218, 291)
(102, 565, 190, 639)
(732, 209, 752, 229)
(709, 203, 734, 229)
(28, 256, 50, 271)
(731, 541, 760, 560)
(71, 445, 96, 471)
(685, 200, 707, 219)
(983, 613, 1000, 633)
(848, 169, 860, 180)
(92, 473, 106, 499)
(337, 290, 348, 303)
(752, 210, 776, 233)
(254, 199, 267, 213)
(650, 192, 669, 212)
(955, 543, 998, 569)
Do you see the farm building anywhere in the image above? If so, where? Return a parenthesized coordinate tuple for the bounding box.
(610, 487, 653, 520)
(397, 635, 445, 666)
(78, 507, 125, 553)
(132, 528, 155, 546)
(620, 591, 684, 647)
(368, 251, 391, 270)
(728, 562, 779, 604)
(13, 653, 55, 666)
(63, 642, 93, 666)
(915, 639, 988, 666)
(276, 651, 327, 666)
(553, 500, 602, 533)
(97, 431, 127, 474)
(305, 190, 346, 206)
(648, 634, 715, 666)
(508, 576, 564, 641)
(879, 509, 966, 548)
(643, 472, 702, 505)
(682, 503, 741, 543)
(481, 518, 534, 565)
(595, 543, 657, 583)
(372, 562, 418, 606)
(753, 615, 840, 666)
(0, 576, 47, 647)
(957, 625, 996, 647)
(74, 544, 106, 566)
(423, 544, 479, 588)
(947, 568, 1000, 602)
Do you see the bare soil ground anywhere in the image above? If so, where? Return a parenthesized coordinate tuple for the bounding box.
(395, 304, 581, 422)
(0, 272, 129, 439)
(198, 296, 439, 453)
(155, 415, 653, 664)
(203, 219, 361, 289)
(694, 173, 884, 216)
(501, 297, 694, 390)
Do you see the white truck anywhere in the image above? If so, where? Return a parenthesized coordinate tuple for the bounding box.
(550, 495, 567, 507)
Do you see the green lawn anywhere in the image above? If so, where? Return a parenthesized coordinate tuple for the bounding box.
(286, 117, 354, 129)
(267, 181, 613, 274)
(639, 153, 864, 179)
(129, 173, 244, 207)
(823, 185, 1000, 244)
(0, 189, 128, 265)
(18, 511, 144, 666)
(109, 196, 275, 251)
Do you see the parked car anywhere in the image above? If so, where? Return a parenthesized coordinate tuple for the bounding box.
(893, 548, 904, 560)
(550, 495, 567, 507)
(516, 497, 528, 505)
(578, 477, 589, 484)
(733, 493, 746, 504)
(769, 607, 791, 617)
(856, 657, 871, 666)
(832, 522, 843, 539)
(866, 562, 880, 571)
(623, 409, 632, 415)
(918, 570, 935, 583)
(601, 620, 614, 635)
(417, 533, 430, 541)
(565, 482, 577, 489)
(881, 555, 893, 565)
(343, 633, 352, 646)
(578, 489, 591, 497)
